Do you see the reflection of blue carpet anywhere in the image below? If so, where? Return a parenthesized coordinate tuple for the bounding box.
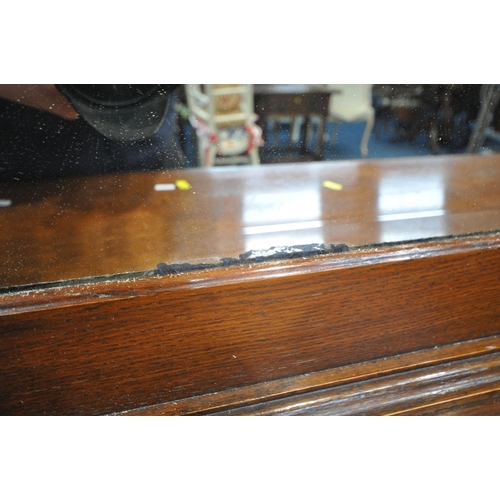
(323, 122, 433, 160)
(259, 120, 450, 162)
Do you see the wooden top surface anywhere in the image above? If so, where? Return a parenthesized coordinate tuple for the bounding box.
(1, 153, 500, 288)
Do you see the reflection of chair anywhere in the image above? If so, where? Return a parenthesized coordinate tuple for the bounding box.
(326, 84, 375, 157)
(185, 84, 262, 167)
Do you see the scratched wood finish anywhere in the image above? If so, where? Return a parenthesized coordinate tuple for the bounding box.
(2, 154, 500, 288)
(1, 233, 500, 415)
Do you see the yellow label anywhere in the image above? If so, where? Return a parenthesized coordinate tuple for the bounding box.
(322, 180, 343, 191)
(175, 179, 192, 191)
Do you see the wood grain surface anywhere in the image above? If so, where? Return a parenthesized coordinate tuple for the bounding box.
(1, 233, 500, 415)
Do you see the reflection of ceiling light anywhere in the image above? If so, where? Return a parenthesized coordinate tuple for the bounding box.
(377, 173, 445, 214)
(243, 189, 321, 226)
(377, 209, 446, 222)
(377, 172, 447, 243)
(243, 220, 323, 235)
(242, 186, 324, 252)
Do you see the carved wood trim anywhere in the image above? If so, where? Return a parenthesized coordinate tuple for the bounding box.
(211, 352, 500, 416)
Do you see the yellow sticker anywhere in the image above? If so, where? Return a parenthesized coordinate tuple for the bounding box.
(175, 179, 192, 191)
(322, 180, 343, 191)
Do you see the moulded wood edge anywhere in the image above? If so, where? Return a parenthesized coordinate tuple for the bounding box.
(2, 232, 500, 316)
(118, 334, 500, 416)
(210, 352, 500, 416)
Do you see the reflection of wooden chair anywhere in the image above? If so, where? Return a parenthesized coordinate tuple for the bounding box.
(185, 84, 262, 167)
(326, 84, 375, 157)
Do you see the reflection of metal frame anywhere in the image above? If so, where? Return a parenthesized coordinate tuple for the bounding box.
(467, 84, 500, 153)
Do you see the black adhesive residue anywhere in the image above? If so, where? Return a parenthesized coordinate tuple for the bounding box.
(154, 243, 349, 276)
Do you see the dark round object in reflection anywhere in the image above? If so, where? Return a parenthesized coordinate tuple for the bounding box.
(0, 86, 186, 181)
(59, 85, 178, 107)
(57, 84, 180, 141)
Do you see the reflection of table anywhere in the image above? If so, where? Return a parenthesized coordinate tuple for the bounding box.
(3, 154, 500, 416)
(254, 84, 335, 162)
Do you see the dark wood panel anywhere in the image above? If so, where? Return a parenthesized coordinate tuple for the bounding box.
(1, 233, 500, 415)
(254, 92, 330, 116)
(254, 84, 334, 95)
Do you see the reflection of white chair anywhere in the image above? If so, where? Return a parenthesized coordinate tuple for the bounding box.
(185, 84, 262, 167)
(326, 84, 375, 157)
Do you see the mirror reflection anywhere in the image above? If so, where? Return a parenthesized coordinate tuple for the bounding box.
(1, 84, 499, 289)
